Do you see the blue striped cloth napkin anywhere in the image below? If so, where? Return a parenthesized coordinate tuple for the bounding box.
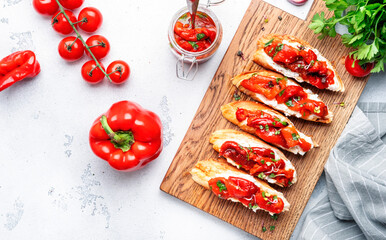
(291, 102, 386, 240)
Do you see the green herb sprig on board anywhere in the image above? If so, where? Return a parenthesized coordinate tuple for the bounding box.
(308, 0, 385, 73)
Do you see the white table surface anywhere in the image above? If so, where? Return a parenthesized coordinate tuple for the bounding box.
(0, 0, 384, 239)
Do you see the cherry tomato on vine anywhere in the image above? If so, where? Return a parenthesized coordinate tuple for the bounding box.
(106, 60, 131, 84)
(78, 7, 103, 33)
(85, 35, 110, 59)
(33, 0, 59, 15)
(81, 60, 105, 84)
(58, 36, 84, 61)
(51, 10, 77, 35)
(59, 0, 84, 10)
(345, 55, 374, 77)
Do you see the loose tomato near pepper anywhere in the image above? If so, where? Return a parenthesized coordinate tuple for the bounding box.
(33, 0, 59, 15)
(78, 7, 103, 33)
(0, 51, 41, 92)
(86, 35, 110, 59)
(58, 36, 84, 61)
(345, 55, 374, 77)
(59, 0, 84, 10)
(89, 101, 163, 171)
(81, 60, 105, 84)
(106, 60, 130, 84)
(51, 10, 77, 35)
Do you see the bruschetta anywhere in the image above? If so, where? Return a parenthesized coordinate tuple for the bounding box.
(232, 70, 333, 123)
(210, 129, 297, 187)
(221, 101, 317, 155)
(253, 34, 344, 92)
(190, 158, 290, 215)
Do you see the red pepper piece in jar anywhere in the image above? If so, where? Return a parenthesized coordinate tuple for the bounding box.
(0, 51, 41, 92)
(89, 101, 163, 171)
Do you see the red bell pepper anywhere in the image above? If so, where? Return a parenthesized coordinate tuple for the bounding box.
(0, 50, 41, 92)
(89, 101, 163, 171)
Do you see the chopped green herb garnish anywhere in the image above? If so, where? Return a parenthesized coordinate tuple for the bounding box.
(314, 106, 321, 113)
(248, 203, 253, 209)
(188, 41, 198, 50)
(270, 152, 275, 155)
(196, 33, 205, 41)
(286, 99, 294, 107)
(258, 172, 265, 179)
(292, 133, 300, 141)
(274, 118, 288, 126)
(270, 225, 275, 231)
(273, 44, 283, 57)
(233, 93, 241, 101)
(262, 226, 267, 232)
(276, 77, 283, 84)
(273, 195, 278, 200)
(259, 125, 264, 130)
(266, 162, 272, 166)
(216, 180, 227, 192)
(264, 38, 274, 47)
(269, 173, 276, 178)
(252, 205, 258, 210)
(262, 191, 266, 198)
(238, 164, 242, 169)
(261, 159, 265, 164)
(274, 130, 281, 135)
(271, 158, 279, 162)
(271, 214, 278, 220)
(268, 81, 274, 88)
(279, 89, 285, 97)
(300, 102, 308, 107)
(288, 181, 292, 185)
(265, 124, 269, 132)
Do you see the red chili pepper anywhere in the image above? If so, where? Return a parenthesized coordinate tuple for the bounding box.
(89, 101, 163, 171)
(0, 51, 41, 92)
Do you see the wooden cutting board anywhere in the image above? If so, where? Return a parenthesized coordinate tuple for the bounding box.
(160, 0, 369, 239)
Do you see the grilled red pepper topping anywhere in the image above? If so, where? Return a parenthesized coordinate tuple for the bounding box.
(0, 51, 40, 92)
(208, 176, 284, 214)
(219, 141, 294, 187)
(241, 74, 328, 119)
(264, 39, 335, 89)
(89, 101, 163, 171)
(236, 108, 311, 152)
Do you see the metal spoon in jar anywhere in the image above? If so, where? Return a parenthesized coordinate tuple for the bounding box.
(186, 0, 199, 29)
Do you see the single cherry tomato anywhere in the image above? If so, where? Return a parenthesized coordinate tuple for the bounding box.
(59, 0, 84, 10)
(345, 55, 374, 77)
(58, 36, 84, 61)
(81, 60, 105, 84)
(33, 0, 59, 15)
(51, 10, 77, 35)
(78, 7, 103, 33)
(106, 60, 130, 84)
(85, 35, 110, 59)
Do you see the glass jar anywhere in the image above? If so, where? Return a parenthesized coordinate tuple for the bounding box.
(168, 3, 223, 80)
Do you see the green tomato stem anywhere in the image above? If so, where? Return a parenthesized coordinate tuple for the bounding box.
(54, 0, 112, 82)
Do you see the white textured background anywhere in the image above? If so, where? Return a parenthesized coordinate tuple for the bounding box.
(0, 0, 384, 239)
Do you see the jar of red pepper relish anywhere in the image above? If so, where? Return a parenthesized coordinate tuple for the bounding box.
(168, 4, 223, 80)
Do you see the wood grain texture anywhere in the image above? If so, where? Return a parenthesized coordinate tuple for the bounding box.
(160, 0, 370, 239)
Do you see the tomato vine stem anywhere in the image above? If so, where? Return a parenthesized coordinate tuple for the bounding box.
(54, 0, 111, 81)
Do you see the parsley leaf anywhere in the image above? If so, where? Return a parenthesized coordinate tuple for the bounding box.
(188, 41, 198, 50)
(216, 180, 227, 192)
(309, 0, 386, 73)
(196, 33, 205, 41)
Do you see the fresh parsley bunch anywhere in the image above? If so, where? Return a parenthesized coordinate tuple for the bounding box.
(309, 0, 385, 73)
